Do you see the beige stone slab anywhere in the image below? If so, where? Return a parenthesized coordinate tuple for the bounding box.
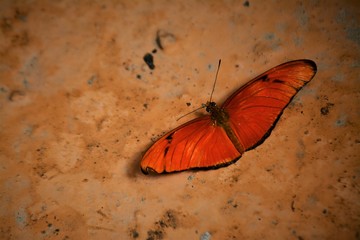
(0, 0, 359, 239)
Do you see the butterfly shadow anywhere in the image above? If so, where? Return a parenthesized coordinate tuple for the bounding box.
(126, 150, 145, 179)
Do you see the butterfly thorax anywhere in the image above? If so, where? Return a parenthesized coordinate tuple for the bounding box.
(205, 101, 229, 126)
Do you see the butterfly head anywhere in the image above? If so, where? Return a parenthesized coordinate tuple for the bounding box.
(204, 101, 217, 113)
(204, 101, 230, 126)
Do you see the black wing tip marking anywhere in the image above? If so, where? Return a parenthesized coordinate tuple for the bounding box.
(287, 59, 317, 74)
(300, 59, 317, 69)
(259, 59, 317, 84)
(297, 59, 317, 77)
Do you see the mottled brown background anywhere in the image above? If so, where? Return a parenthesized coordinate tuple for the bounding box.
(0, 0, 359, 239)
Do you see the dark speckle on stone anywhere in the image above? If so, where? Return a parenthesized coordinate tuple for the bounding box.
(143, 53, 155, 70)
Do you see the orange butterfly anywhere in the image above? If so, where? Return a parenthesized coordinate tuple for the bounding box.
(141, 59, 317, 174)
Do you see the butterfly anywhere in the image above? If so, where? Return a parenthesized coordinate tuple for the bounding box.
(141, 59, 317, 174)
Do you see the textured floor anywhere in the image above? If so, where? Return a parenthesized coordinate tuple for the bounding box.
(0, 0, 359, 239)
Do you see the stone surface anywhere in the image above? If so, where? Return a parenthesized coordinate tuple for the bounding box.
(0, 0, 359, 239)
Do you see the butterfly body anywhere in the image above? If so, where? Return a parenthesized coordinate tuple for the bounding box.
(141, 60, 317, 174)
(205, 101, 245, 154)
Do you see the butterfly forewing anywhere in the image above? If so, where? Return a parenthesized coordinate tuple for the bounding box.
(222, 60, 317, 150)
(141, 117, 240, 173)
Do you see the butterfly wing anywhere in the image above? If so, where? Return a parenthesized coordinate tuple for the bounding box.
(222, 59, 317, 150)
(140, 116, 241, 173)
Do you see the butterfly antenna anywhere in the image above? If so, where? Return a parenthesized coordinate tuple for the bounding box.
(176, 105, 205, 121)
(177, 60, 221, 121)
(209, 59, 222, 102)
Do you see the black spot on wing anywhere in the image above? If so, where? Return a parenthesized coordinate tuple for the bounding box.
(259, 74, 269, 82)
(166, 132, 174, 143)
(164, 146, 169, 157)
(273, 79, 284, 83)
(259, 75, 283, 84)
